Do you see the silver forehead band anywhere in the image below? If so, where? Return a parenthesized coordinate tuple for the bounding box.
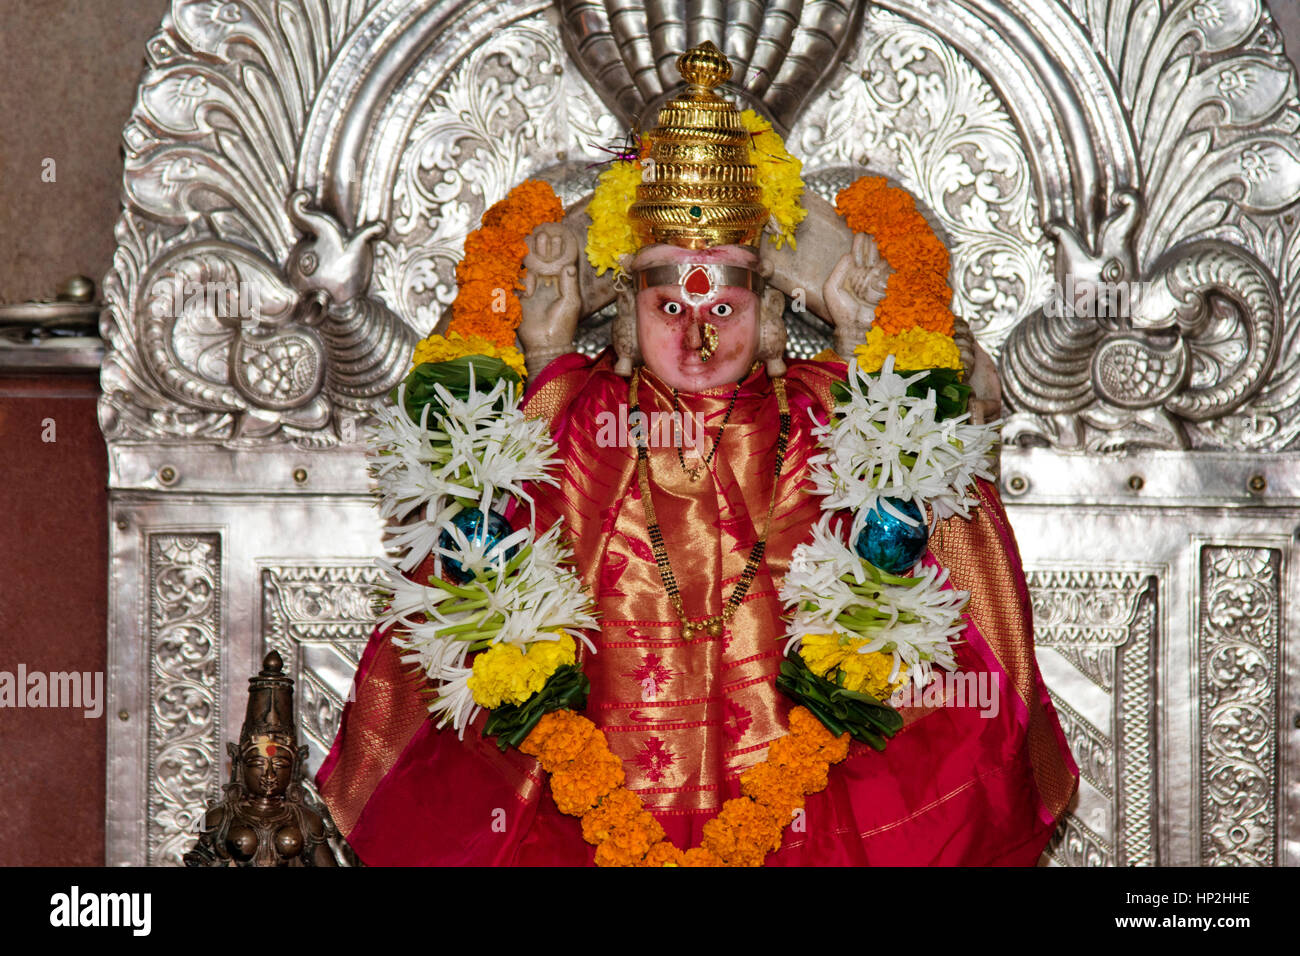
(633, 263, 765, 294)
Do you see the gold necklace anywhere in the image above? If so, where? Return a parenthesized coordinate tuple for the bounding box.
(630, 368, 791, 640)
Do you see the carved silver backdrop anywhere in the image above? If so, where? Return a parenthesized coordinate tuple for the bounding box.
(101, 0, 1300, 865)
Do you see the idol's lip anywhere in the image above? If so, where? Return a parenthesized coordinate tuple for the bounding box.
(671, 368, 743, 390)
(676, 363, 723, 380)
(677, 353, 740, 372)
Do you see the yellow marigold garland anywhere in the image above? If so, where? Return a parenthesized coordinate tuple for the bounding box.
(739, 109, 806, 249)
(797, 633, 910, 701)
(835, 176, 963, 373)
(585, 159, 643, 277)
(466, 633, 576, 709)
(854, 326, 962, 375)
(410, 330, 527, 380)
(521, 705, 850, 867)
(412, 179, 564, 373)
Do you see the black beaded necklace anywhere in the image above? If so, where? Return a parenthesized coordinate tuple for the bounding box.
(630, 367, 791, 640)
(671, 378, 743, 480)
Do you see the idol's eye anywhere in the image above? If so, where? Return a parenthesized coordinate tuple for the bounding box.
(710, 302, 733, 317)
(662, 301, 683, 315)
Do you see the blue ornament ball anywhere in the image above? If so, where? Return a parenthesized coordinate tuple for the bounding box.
(439, 508, 516, 584)
(854, 498, 929, 574)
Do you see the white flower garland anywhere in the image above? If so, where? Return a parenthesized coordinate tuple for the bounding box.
(783, 358, 997, 691)
(372, 353, 996, 726)
(369, 373, 597, 733)
(781, 516, 966, 688)
(807, 356, 996, 541)
(369, 375, 560, 570)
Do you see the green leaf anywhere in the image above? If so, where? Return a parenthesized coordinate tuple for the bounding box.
(776, 651, 904, 747)
(908, 368, 971, 420)
(397, 356, 522, 425)
(481, 665, 590, 752)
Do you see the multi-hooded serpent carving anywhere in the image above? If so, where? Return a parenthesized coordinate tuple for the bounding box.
(557, 0, 862, 133)
(1001, 191, 1283, 450)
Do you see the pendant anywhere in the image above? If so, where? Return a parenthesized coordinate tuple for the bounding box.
(681, 617, 723, 640)
(681, 447, 704, 481)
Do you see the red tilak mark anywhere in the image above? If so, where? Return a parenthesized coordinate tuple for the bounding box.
(266, 744, 278, 757)
(683, 266, 711, 296)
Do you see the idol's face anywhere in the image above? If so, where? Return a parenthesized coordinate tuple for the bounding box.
(633, 244, 761, 392)
(242, 735, 294, 798)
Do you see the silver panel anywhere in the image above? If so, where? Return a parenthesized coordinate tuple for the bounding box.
(1033, 569, 1158, 866)
(260, 562, 382, 780)
(1005, 447, 1298, 866)
(107, 494, 383, 866)
(1199, 546, 1281, 866)
(146, 533, 222, 867)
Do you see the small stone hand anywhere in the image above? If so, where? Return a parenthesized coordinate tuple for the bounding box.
(822, 233, 890, 358)
(519, 222, 582, 376)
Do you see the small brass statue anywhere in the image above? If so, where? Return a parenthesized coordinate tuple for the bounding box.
(184, 651, 337, 866)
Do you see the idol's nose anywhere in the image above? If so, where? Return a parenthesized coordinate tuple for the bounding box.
(684, 320, 703, 349)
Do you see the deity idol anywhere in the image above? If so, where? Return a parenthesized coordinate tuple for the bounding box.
(186, 652, 336, 867)
(318, 43, 1077, 866)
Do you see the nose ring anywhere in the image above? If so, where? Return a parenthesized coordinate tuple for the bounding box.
(698, 322, 719, 362)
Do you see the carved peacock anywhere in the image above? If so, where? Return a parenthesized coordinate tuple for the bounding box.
(1000, 191, 1281, 451)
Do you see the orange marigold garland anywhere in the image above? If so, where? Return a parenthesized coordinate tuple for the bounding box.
(522, 706, 851, 867)
(393, 172, 977, 867)
(835, 176, 963, 372)
(444, 179, 565, 352)
(520, 707, 595, 771)
(548, 731, 625, 816)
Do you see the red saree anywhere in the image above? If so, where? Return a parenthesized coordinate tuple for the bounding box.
(317, 351, 1078, 865)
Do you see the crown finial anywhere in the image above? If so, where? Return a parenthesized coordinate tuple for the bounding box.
(242, 650, 297, 743)
(677, 41, 731, 93)
(261, 650, 284, 676)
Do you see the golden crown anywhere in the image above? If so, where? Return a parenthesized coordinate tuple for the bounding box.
(627, 42, 769, 249)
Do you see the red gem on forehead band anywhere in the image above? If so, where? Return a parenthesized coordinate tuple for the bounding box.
(683, 266, 712, 296)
